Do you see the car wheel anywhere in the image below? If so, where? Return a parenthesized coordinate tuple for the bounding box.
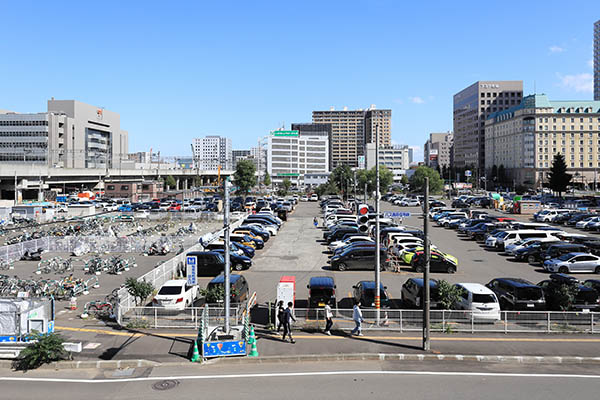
(337, 262, 347, 271)
(528, 255, 537, 264)
(595, 266, 600, 274)
(558, 266, 569, 274)
(447, 266, 456, 274)
(234, 263, 243, 271)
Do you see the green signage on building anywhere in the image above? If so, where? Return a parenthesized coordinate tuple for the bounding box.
(277, 173, 299, 177)
(272, 130, 299, 137)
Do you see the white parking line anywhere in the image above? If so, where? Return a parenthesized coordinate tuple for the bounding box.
(2, 370, 600, 383)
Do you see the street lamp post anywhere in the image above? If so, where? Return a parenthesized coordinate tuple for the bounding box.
(375, 123, 381, 325)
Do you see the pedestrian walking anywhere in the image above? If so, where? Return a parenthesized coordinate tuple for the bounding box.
(282, 301, 296, 343)
(276, 300, 285, 332)
(351, 300, 364, 336)
(323, 302, 333, 335)
(313, 217, 318, 228)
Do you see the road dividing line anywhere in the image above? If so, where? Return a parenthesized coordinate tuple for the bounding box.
(3, 370, 600, 383)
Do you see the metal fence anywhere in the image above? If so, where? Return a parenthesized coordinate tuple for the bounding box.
(287, 308, 600, 334)
(119, 305, 244, 329)
(115, 215, 246, 325)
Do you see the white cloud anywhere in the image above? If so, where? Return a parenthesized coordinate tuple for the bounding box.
(557, 73, 594, 93)
(409, 96, 425, 104)
(549, 45, 565, 53)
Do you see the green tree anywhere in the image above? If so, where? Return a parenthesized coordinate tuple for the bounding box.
(164, 175, 176, 190)
(233, 159, 257, 195)
(281, 178, 292, 195)
(545, 279, 579, 311)
(366, 165, 394, 194)
(409, 166, 444, 193)
(437, 280, 465, 310)
(548, 153, 572, 198)
(263, 171, 271, 187)
(330, 165, 354, 198)
(315, 181, 338, 197)
(13, 332, 70, 371)
(400, 175, 409, 185)
(125, 277, 155, 306)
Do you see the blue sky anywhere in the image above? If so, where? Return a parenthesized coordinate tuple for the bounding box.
(1, 1, 597, 162)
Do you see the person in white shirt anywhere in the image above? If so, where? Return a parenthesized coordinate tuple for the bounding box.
(323, 302, 333, 335)
(351, 301, 364, 336)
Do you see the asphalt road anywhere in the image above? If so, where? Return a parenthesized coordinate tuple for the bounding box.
(2, 360, 600, 399)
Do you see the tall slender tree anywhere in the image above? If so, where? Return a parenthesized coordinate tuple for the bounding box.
(548, 153, 572, 198)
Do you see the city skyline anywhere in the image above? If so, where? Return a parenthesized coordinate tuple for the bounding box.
(0, 1, 598, 162)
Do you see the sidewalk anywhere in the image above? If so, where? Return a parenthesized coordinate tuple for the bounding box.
(49, 323, 600, 365)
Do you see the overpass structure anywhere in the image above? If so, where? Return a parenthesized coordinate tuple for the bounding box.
(0, 163, 234, 200)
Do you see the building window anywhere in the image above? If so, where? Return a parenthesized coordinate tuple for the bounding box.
(107, 185, 115, 190)
(121, 185, 129, 191)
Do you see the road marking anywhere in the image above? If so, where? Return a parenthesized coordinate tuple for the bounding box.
(2, 370, 600, 383)
(55, 326, 600, 342)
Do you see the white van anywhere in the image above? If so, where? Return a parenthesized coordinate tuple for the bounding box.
(496, 229, 558, 251)
(454, 283, 501, 321)
(534, 209, 571, 223)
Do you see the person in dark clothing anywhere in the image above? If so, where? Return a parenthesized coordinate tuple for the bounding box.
(282, 301, 296, 343)
(276, 300, 285, 332)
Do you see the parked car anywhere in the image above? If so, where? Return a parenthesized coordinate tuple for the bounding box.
(401, 278, 441, 309)
(307, 276, 337, 308)
(453, 283, 501, 321)
(543, 252, 600, 274)
(513, 241, 567, 264)
(329, 246, 387, 271)
(486, 278, 546, 310)
(410, 250, 458, 273)
(205, 274, 249, 304)
(543, 243, 590, 261)
(186, 251, 226, 276)
(352, 281, 392, 308)
(212, 249, 252, 271)
(538, 274, 600, 311)
(152, 279, 199, 310)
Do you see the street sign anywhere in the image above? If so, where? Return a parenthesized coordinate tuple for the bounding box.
(186, 256, 197, 285)
(383, 211, 411, 218)
(465, 170, 472, 177)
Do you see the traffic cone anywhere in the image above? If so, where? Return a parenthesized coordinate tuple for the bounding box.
(248, 326, 259, 357)
(190, 340, 200, 362)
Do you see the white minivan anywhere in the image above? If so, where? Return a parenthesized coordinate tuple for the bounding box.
(496, 229, 559, 251)
(454, 283, 501, 321)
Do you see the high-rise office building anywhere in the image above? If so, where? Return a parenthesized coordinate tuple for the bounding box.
(232, 150, 251, 169)
(312, 106, 391, 168)
(594, 19, 599, 101)
(0, 99, 128, 169)
(267, 128, 329, 186)
(192, 136, 232, 170)
(424, 132, 453, 169)
(453, 81, 523, 174)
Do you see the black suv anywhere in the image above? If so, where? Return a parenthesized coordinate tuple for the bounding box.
(401, 278, 441, 309)
(307, 276, 337, 308)
(186, 251, 226, 276)
(537, 274, 600, 311)
(325, 226, 360, 243)
(353, 281, 392, 308)
(330, 246, 387, 271)
(543, 243, 589, 261)
(486, 278, 546, 310)
(514, 241, 568, 264)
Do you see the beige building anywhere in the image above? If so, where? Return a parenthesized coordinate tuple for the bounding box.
(424, 132, 453, 169)
(453, 81, 523, 173)
(312, 106, 391, 168)
(485, 94, 600, 188)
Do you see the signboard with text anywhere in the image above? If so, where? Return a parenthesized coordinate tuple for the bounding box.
(186, 256, 197, 285)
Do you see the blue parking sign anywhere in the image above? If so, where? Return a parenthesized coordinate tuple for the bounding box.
(186, 256, 197, 285)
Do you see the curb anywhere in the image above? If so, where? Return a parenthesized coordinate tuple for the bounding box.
(3, 353, 600, 370)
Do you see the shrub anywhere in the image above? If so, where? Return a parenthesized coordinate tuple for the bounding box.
(437, 280, 465, 310)
(125, 278, 154, 306)
(13, 333, 70, 371)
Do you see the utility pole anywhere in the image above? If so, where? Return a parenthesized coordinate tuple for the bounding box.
(364, 183, 367, 204)
(423, 177, 430, 351)
(375, 123, 381, 324)
(14, 171, 18, 205)
(224, 178, 231, 334)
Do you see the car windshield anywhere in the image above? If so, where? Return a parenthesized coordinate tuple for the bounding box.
(158, 286, 182, 295)
(516, 287, 543, 301)
(557, 253, 573, 261)
(472, 294, 496, 303)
